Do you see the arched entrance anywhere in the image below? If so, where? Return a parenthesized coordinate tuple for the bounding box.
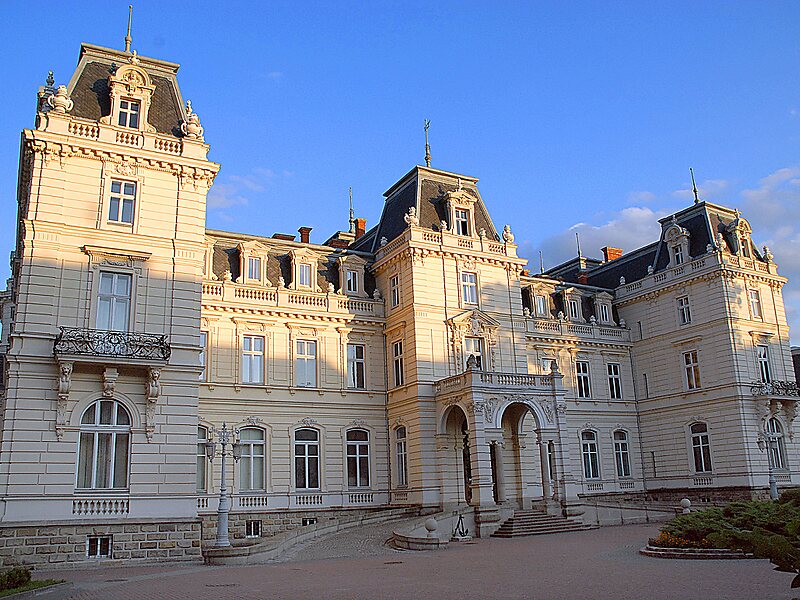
(440, 404, 472, 505)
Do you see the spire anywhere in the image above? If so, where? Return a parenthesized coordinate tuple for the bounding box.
(576, 232, 583, 258)
(539, 250, 545, 274)
(424, 119, 431, 168)
(124, 5, 133, 53)
(348, 187, 355, 234)
(690, 167, 701, 204)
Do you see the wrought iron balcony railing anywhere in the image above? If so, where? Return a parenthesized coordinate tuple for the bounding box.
(54, 327, 171, 361)
(750, 380, 799, 397)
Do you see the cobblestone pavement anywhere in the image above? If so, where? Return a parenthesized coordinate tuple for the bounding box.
(41, 523, 795, 600)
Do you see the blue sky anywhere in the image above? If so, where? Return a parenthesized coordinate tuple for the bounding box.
(1, 1, 799, 337)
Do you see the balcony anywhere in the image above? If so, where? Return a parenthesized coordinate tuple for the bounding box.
(54, 327, 171, 363)
(524, 317, 631, 343)
(434, 369, 557, 396)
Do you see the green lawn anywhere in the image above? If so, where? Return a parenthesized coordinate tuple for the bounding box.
(0, 579, 64, 598)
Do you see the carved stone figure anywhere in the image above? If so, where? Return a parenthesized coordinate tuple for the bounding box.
(373, 288, 382, 300)
(647, 265, 654, 275)
(763, 245, 774, 263)
(403, 206, 419, 227)
(502, 224, 514, 243)
(147, 369, 161, 401)
(380, 237, 388, 247)
(57, 362, 73, 398)
(619, 276, 626, 285)
(478, 227, 486, 239)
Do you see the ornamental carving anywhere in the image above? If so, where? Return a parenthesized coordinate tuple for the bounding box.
(298, 416, 318, 428)
(114, 161, 137, 177)
(146, 368, 161, 401)
(47, 85, 73, 114)
(102, 367, 118, 398)
(403, 206, 419, 227)
(180, 100, 205, 140)
(55, 361, 73, 441)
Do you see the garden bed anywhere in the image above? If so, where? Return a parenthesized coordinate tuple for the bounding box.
(639, 545, 753, 559)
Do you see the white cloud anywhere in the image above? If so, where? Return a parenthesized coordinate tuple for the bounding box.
(206, 183, 249, 209)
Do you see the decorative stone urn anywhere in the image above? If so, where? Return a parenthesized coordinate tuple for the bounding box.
(180, 100, 205, 140)
(47, 85, 73, 113)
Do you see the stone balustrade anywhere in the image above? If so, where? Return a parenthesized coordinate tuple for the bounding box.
(525, 318, 631, 343)
(433, 369, 557, 395)
(375, 225, 518, 261)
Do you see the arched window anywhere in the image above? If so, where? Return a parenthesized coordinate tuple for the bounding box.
(581, 431, 600, 480)
(613, 430, 631, 478)
(238, 428, 265, 491)
(395, 427, 408, 487)
(690, 423, 712, 473)
(766, 418, 786, 470)
(197, 426, 209, 492)
(294, 428, 320, 489)
(346, 429, 370, 488)
(77, 400, 131, 489)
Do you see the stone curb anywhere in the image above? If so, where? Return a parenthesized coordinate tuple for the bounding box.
(639, 545, 754, 559)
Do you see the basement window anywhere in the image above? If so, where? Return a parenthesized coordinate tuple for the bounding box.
(87, 535, 112, 558)
(245, 520, 262, 538)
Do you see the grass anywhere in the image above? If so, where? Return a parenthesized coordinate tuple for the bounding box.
(0, 579, 65, 598)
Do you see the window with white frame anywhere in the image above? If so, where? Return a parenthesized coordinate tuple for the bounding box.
(740, 236, 752, 258)
(535, 294, 548, 316)
(197, 426, 208, 492)
(568, 299, 580, 320)
(390, 275, 400, 308)
(77, 400, 130, 489)
(454, 208, 470, 236)
(395, 427, 408, 486)
(607, 363, 622, 399)
(392, 341, 404, 387)
(117, 99, 140, 128)
(683, 350, 701, 390)
(677, 296, 692, 325)
(346, 270, 359, 294)
(461, 272, 478, 305)
(346, 429, 370, 488)
(294, 428, 320, 489)
(295, 340, 317, 387)
(245, 520, 262, 538)
(247, 257, 262, 281)
(199, 331, 208, 381)
(766, 418, 786, 470)
(576, 361, 591, 398)
(87, 536, 112, 559)
(96, 272, 132, 332)
(581, 431, 600, 479)
(298, 263, 312, 287)
(599, 303, 610, 323)
(238, 427, 265, 491)
(108, 180, 136, 224)
(241, 335, 265, 384)
(672, 244, 684, 265)
(757, 345, 772, 384)
(613, 430, 631, 477)
(464, 337, 484, 370)
(347, 343, 365, 389)
(690, 422, 712, 473)
(749, 289, 763, 319)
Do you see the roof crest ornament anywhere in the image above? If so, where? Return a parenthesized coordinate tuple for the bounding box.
(424, 119, 431, 168)
(575, 232, 583, 258)
(348, 187, 355, 234)
(690, 167, 701, 204)
(124, 5, 133, 54)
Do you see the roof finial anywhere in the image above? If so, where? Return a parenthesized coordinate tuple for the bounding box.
(576, 232, 583, 258)
(45, 71, 54, 88)
(539, 250, 545, 274)
(424, 119, 431, 168)
(690, 167, 701, 204)
(348, 187, 355, 234)
(124, 5, 133, 53)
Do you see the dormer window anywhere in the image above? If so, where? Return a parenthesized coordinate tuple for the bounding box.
(535, 294, 548, 317)
(298, 264, 312, 287)
(740, 237, 751, 258)
(599, 304, 610, 323)
(568, 299, 580, 320)
(454, 209, 470, 236)
(672, 244, 684, 265)
(663, 219, 690, 268)
(346, 270, 359, 294)
(118, 99, 140, 128)
(108, 180, 136, 225)
(247, 257, 262, 281)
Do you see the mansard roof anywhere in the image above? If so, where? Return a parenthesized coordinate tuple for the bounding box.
(66, 43, 186, 137)
(352, 165, 500, 253)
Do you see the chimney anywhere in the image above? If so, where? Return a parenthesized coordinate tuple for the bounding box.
(354, 218, 367, 239)
(601, 246, 623, 262)
(577, 272, 589, 285)
(298, 227, 312, 244)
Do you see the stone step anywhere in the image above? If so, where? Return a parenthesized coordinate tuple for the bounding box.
(491, 509, 595, 539)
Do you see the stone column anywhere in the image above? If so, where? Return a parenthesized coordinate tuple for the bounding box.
(493, 441, 506, 504)
(465, 398, 499, 537)
(539, 438, 551, 499)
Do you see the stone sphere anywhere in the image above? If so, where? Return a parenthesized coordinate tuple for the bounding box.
(680, 498, 691, 509)
(424, 517, 438, 533)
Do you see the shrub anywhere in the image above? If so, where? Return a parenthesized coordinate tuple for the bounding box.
(779, 487, 800, 506)
(0, 567, 31, 591)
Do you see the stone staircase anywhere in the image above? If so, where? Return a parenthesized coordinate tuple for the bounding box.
(491, 509, 596, 538)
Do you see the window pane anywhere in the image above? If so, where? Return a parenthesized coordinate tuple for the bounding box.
(308, 456, 319, 488)
(96, 433, 113, 488)
(99, 401, 114, 424)
(252, 457, 264, 489)
(121, 199, 134, 223)
(78, 433, 95, 488)
(113, 433, 129, 487)
(108, 197, 120, 221)
(116, 404, 130, 426)
(81, 404, 96, 425)
(296, 429, 318, 441)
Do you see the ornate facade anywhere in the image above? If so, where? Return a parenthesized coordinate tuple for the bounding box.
(0, 39, 795, 566)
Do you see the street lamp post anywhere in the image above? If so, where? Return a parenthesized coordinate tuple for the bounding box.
(205, 422, 242, 547)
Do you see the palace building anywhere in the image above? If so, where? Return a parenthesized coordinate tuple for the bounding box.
(0, 37, 795, 567)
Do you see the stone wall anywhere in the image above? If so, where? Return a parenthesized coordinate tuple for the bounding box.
(0, 518, 201, 568)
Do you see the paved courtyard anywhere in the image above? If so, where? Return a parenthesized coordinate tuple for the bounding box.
(39, 522, 794, 600)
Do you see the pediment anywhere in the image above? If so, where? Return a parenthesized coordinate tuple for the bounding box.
(447, 309, 501, 332)
(237, 240, 271, 253)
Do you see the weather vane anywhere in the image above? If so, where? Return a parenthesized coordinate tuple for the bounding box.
(124, 5, 133, 53)
(424, 119, 431, 168)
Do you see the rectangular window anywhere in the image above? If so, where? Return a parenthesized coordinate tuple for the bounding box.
(295, 340, 317, 387)
(347, 343, 366, 389)
(454, 208, 470, 236)
(576, 361, 591, 398)
(392, 341, 404, 387)
(757, 345, 772, 384)
(346, 270, 359, 294)
(683, 350, 701, 390)
(390, 275, 400, 308)
(581, 432, 600, 479)
(197, 427, 208, 492)
(673, 244, 684, 265)
(749, 289, 762, 319)
(613, 431, 631, 478)
(637, 321, 643, 340)
(568, 299, 580, 320)
(117, 99, 140, 128)
(396, 427, 408, 487)
(535, 294, 548, 316)
(96, 272, 132, 332)
(242, 335, 265, 384)
(247, 257, 261, 281)
(461, 272, 478, 305)
(607, 363, 622, 399)
(108, 180, 136, 224)
(245, 520, 262, 538)
(298, 263, 312, 287)
(464, 337, 483, 370)
(677, 296, 692, 325)
(87, 535, 112, 558)
(599, 304, 610, 323)
(199, 331, 208, 381)
(691, 423, 712, 473)
(346, 430, 370, 488)
(642, 373, 649, 398)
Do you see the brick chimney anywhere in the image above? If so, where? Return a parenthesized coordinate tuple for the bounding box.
(577, 272, 589, 285)
(298, 227, 312, 244)
(354, 218, 367, 239)
(601, 246, 623, 262)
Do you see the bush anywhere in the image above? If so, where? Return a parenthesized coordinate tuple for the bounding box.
(779, 487, 800, 506)
(0, 567, 31, 591)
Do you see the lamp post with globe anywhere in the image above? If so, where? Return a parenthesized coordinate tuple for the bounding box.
(205, 422, 242, 547)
